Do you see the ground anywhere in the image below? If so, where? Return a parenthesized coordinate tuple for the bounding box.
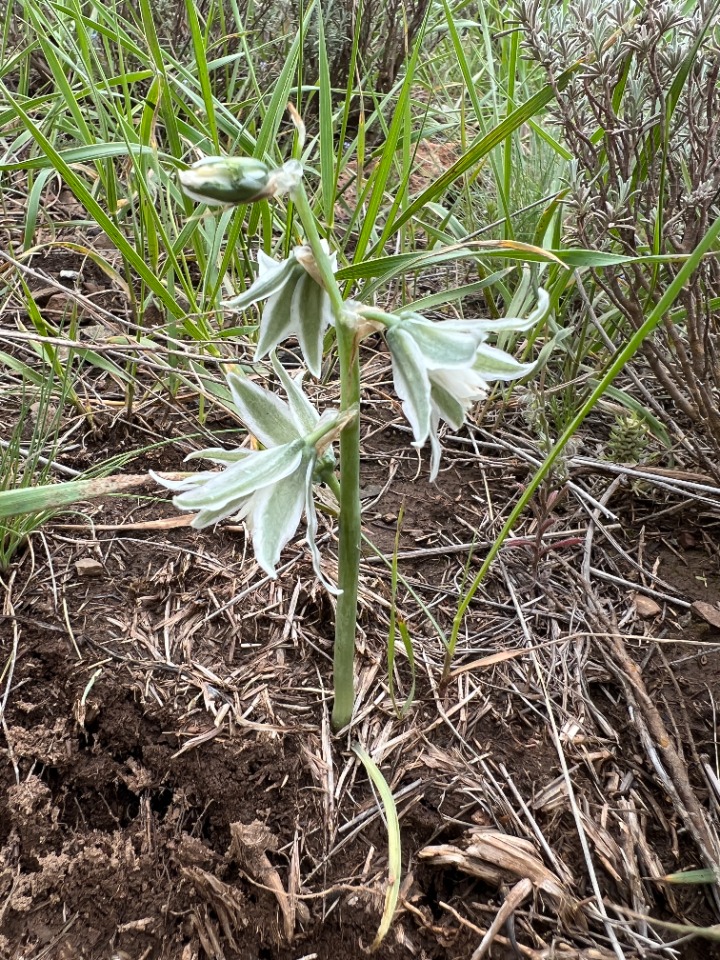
(2, 254, 720, 960)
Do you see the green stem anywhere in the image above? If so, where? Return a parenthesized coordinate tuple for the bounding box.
(291, 181, 361, 732)
(356, 304, 400, 328)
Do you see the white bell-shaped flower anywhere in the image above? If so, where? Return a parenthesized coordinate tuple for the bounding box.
(152, 358, 338, 590)
(223, 243, 337, 378)
(386, 290, 550, 480)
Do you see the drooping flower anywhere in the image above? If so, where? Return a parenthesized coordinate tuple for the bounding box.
(385, 290, 550, 480)
(151, 358, 339, 590)
(179, 157, 303, 206)
(222, 243, 337, 378)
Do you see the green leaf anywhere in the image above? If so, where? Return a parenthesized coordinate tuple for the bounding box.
(0, 141, 163, 172)
(353, 745, 402, 951)
(315, 5, 335, 226)
(184, 0, 219, 151)
(661, 868, 720, 885)
(0, 475, 148, 519)
(383, 62, 583, 239)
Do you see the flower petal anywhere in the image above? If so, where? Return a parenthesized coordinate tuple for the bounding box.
(227, 372, 299, 447)
(249, 459, 308, 575)
(270, 354, 320, 435)
(150, 469, 218, 492)
(253, 264, 303, 361)
(185, 447, 254, 465)
(174, 441, 303, 512)
(191, 492, 252, 529)
(291, 269, 328, 378)
(303, 459, 340, 594)
(386, 327, 432, 447)
(222, 255, 297, 311)
(428, 411, 443, 483)
(472, 343, 537, 380)
(402, 316, 478, 368)
(453, 288, 551, 336)
(429, 380, 467, 430)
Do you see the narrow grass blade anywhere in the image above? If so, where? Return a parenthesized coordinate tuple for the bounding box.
(660, 869, 719, 885)
(353, 744, 401, 950)
(446, 207, 720, 672)
(184, 0, 220, 152)
(315, 5, 335, 226)
(0, 475, 149, 519)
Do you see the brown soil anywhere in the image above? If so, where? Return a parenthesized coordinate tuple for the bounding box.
(2, 253, 720, 959)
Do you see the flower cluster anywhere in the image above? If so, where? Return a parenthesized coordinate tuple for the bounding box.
(170, 153, 550, 570)
(221, 243, 549, 481)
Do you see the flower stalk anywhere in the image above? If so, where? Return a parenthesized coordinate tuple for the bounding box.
(290, 180, 361, 732)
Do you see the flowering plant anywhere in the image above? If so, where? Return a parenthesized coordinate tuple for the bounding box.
(160, 144, 551, 731)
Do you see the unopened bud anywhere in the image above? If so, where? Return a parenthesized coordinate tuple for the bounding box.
(179, 157, 304, 207)
(179, 157, 272, 206)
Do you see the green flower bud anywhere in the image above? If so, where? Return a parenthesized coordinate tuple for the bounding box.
(179, 157, 272, 206)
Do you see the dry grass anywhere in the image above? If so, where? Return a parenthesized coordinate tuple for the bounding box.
(2, 321, 719, 956)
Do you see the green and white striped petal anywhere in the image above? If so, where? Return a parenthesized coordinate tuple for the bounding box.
(185, 447, 255, 465)
(291, 268, 330, 378)
(270, 354, 320, 436)
(429, 379, 468, 431)
(472, 343, 537, 380)
(150, 469, 218, 492)
(222, 252, 298, 311)
(303, 458, 340, 594)
(401, 316, 479, 368)
(247, 460, 308, 575)
(173, 441, 304, 512)
(446, 288, 551, 338)
(428, 412, 443, 483)
(254, 265, 304, 361)
(226, 372, 300, 447)
(192, 492, 254, 529)
(386, 326, 432, 447)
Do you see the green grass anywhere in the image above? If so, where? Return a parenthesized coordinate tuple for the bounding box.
(2, 0, 718, 621)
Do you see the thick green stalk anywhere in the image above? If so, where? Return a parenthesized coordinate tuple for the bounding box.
(291, 182, 361, 731)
